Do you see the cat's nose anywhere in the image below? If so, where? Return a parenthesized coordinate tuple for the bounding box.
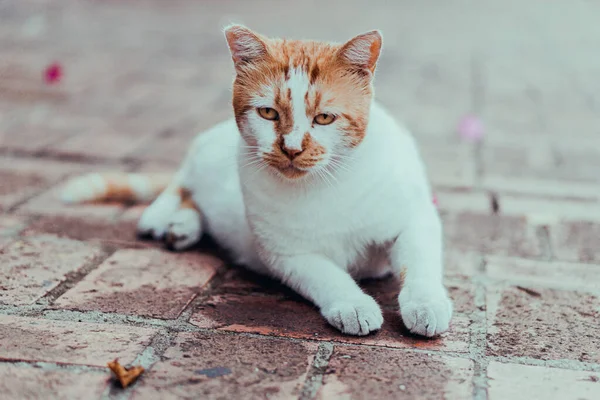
(280, 144, 304, 160)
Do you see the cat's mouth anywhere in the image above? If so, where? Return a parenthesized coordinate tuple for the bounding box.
(272, 163, 309, 179)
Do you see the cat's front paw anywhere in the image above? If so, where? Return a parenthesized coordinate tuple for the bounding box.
(137, 194, 179, 239)
(398, 282, 453, 337)
(321, 294, 383, 336)
(164, 209, 202, 251)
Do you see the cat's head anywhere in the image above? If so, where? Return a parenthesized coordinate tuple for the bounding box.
(224, 25, 382, 180)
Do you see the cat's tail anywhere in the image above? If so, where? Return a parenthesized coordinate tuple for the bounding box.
(60, 172, 172, 204)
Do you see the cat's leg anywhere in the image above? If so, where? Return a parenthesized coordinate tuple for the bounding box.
(390, 204, 453, 337)
(137, 182, 181, 240)
(163, 188, 203, 251)
(271, 254, 383, 336)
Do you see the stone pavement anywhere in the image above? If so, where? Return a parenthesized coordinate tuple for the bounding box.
(1, 0, 600, 399)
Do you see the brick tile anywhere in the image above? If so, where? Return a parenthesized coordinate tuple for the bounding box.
(0, 315, 157, 366)
(21, 213, 157, 251)
(443, 213, 542, 258)
(357, 274, 475, 316)
(481, 143, 600, 201)
(190, 292, 471, 353)
(487, 287, 600, 362)
(24, 215, 138, 243)
(552, 146, 600, 184)
(420, 142, 476, 189)
(131, 332, 316, 400)
(0, 364, 108, 400)
(377, 56, 472, 139)
(318, 346, 473, 400)
(0, 235, 103, 306)
(485, 256, 600, 293)
(435, 190, 491, 214)
(128, 131, 195, 166)
(482, 143, 557, 182)
(0, 156, 84, 211)
(0, 119, 80, 153)
(0, 214, 27, 248)
(446, 283, 476, 315)
(497, 195, 600, 224)
(444, 250, 481, 279)
(41, 116, 173, 161)
(488, 362, 600, 400)
(54, 248, 222, 319)
(483, 175, 600, 202)
(45, 129, 150, 160)
(550, 221, 600, 264)
(126, 118, 206, 165)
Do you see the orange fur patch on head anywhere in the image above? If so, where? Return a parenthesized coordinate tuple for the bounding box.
(225, 26, 383, 170)
(272, 85, 293, 136)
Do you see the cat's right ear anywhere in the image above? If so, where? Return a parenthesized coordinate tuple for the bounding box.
(223, 24, 269, 69)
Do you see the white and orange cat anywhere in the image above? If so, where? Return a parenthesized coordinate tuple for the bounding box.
(61, 25, 453, 337)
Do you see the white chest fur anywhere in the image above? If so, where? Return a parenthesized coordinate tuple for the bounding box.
(238, 102, 431, 272)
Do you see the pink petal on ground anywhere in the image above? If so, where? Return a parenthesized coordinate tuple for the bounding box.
(458, 115, 484, 141)
(44, 62, 63, 84)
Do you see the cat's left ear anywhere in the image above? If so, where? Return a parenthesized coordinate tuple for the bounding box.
(338, 30, 383, 74)
(223, 24, 269, 69)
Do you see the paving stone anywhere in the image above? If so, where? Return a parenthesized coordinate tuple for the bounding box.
(419, 142, 476, 189)
(41, 115, 173, 161)
(0, 118, 83, 153)
(377, 56, 472, 140)
(485, 256, 600, 294)
(550, 221, 600, 264)
(443, 250, 481, 280)
(23, 214, 148, 248)
(54, 248, 222, 319)
(497, 195, 600, 224)
(0, 364, 108, 400)
(127, 117, 216, 165)
(0, 234, 104, 306)
(0, 214, 27, 249)
(131, 332, 316, 400)
(481, 143, 557, 182)
(190, 292, 471, 353)
(0, 156, 87, 211)
(0, 315, 157, 366)
(318, 346, 473, 400)
(443, 212, 542, 258)
(434, 190, 491, 214)
(487, 286, 600, 362)
(45, 129, 150, 161)
(488, 362, 600, 400)
(482, 175, 600, 202)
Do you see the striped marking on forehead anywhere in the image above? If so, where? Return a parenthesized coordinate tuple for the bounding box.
(286, 68, 311, 132)
(269, 67, 311, 137)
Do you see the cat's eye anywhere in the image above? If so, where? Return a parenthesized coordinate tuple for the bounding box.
(257, 107, 279, 121)
(314, 113, 336, 126)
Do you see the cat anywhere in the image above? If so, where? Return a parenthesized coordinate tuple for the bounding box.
(61, 25, 453, 337)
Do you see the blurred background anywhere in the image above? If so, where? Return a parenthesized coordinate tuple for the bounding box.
(2, 0, 599, 191)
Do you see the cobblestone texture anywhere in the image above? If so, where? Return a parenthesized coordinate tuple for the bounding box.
(1, 1, 599, 399)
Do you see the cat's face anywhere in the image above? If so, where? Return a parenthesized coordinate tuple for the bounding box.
(225, 25, 382, 180)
